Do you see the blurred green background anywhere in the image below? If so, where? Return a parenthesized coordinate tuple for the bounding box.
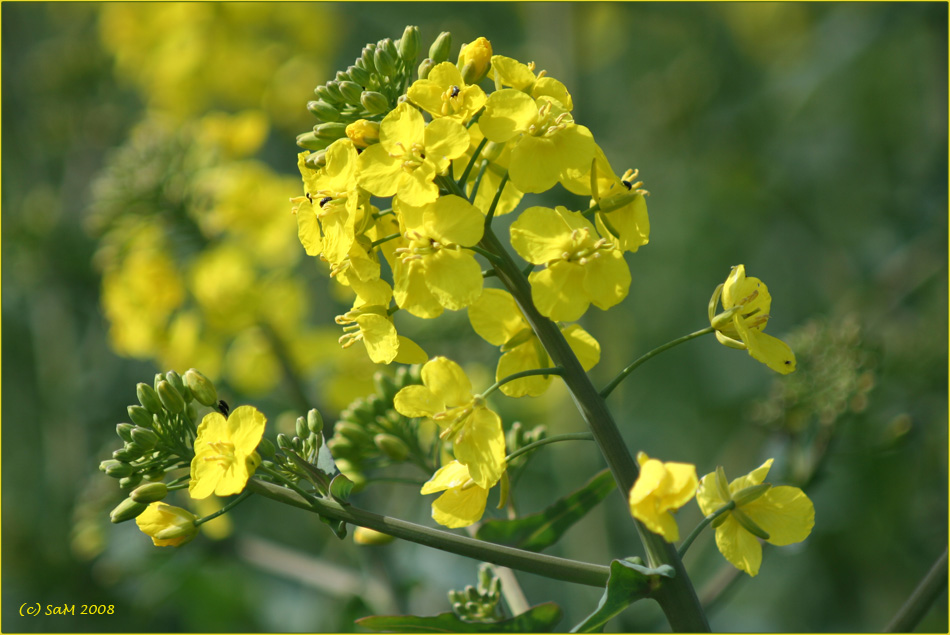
(2, 2, 946, 632)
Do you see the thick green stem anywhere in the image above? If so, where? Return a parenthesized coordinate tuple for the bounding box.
(601, 326, 716, 398)
(247, 479, 610, 587)
(477, 227, 709, 631)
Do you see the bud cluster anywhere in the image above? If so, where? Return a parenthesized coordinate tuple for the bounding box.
(298, 25, 426, 158)
(448, 563, 504, 623)
(327, 366, 432, 482)
(101, 369, 217, 524)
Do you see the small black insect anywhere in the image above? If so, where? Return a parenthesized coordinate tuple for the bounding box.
(305, 192, 313, 203)
(217, 399, 230, 416)
(621, 180, 634, 190)
(449, 85, 461, 98)
(319, 196, 333, 207)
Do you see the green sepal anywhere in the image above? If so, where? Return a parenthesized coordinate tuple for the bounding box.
(356, 602, 563, 633)
(715, 465, 732, 502)
(731, 507, 770, 540)
(732, 483, 772, 507)
(476, 469, 615, 552)
(569, 559, 674, 633)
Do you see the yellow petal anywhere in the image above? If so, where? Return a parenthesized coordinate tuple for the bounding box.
(421, 460, 472, 494)
(468, 288, 526, 347)
(356, 313, 399, 364)
(696, 471, 728, 516)
(356, 144, 401, 197)
(454, 407, 506, 489)
(422, 357, 472, 407)
(394, 335, 428, 364)
(510, 206, 572, 264)
(730, 459, 774, 493)
(393, 384, 442, 418)
(431, 483, 490, 528)
(425, 195, 483, 246)
(714, 515, 763, 576)
(529, 264, 589, 322)
(295, 200, 323, 256)
(582, 249, 631, 311)
(424, 117, 471, 163)
(744, 486, 815, 547)
(226, 405, 267, 454)
(509, 135, 562, 193)
(497, 344, 551, 398)
(424, 249, 483, 311)
(737, 323, 797, 374)
(479, 89, 536, 142)
(379, 102, 424, 151)
(562, 324, 600, 371)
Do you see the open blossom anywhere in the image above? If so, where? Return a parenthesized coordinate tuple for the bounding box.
(510, 206, 630, 321)
(709, 265, 796, 374)
(421, 460, 497, 528)
(628, 453, 698, 542)
(394, 357, 505, 488)
(697, 459, 815, 577)
(189, 405, 266, 499)
(357, 102, 469, 206)
(407, 61, 487, 123)
(468, 288, 600, 397)
(335, 277, 426, 365)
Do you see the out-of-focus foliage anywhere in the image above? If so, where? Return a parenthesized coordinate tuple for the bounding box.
(3, 2, 946, 633)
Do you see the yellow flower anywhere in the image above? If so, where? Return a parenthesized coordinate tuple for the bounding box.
(392, 195, 485, 318)
(394, 357, 506, 489)
(478, 91, 594, 193)
(407, 61, 487, 123)
(189, 405, 266, 499)
(357, 102, 469, 206)
(335, 278, 427, 365)
(468, 288, 600, 397)
(697, 459, 815, 577)
(421, 460, 496, 529)
(628, 453, 698, 542)
(510, 206, 630, 321)
(709, 265, 796, 374)
(135, 502, 199, 547)
(489, 55, 574, 110)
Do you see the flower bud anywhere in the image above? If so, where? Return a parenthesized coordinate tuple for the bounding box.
(307, 409, 324, 435)
(304, 150, 327, 170)
(110, 498, 148, 523)
(112, 447, 137, 462)
(186, 370, 218, 408)
(359, 91, 390, 116)
(276, 433, 293, 451)
(130, 427, 159, 450)
(335, 421, 374, 446)
(157, 380, 185, 414)
(313, 122, 348, 141)
(137, 383, 164, 415)
(130, 482, 168, 504)
(295, 416, 308, 440)
(136, 503, 199, 546)
(374, 433, 410, 461)
(116, 423, 135, 443)
(347, 64, 372, 87)
(257, 436, 276, 459)
(417, 57, 436, 80)
(306, 100, 339, 122)
(353, 526, 396, 545)
(373, 44, 397, 77)
(360, 44, 378, 73)
(398, 25, 421, 63)
(101, 460, 133, 478)
(323, 81, 345, 103)
(165, 371, 191, 402)
(429, 31, 452, 63)
(338, 80, 364, 105)
(314, 84, 338, 104)
(458, 37, 492, 84)
(119, 474, 143, 490)
(296, 131, 327, 151)
(127, 405, 153, 429)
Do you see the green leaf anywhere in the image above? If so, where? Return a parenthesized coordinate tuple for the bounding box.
(476, 469, 615, 551)
(356, 602, 562, 633)
(329, 472, 354, 502)
(570, 559, 675, 633)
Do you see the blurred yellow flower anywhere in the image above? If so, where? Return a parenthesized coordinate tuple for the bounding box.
(629, 453, 698, 542)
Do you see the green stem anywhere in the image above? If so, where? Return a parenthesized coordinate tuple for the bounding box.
(600, 326, 716, 399)
(458, 137, 489, 188)
(194, 491, 252, 526)
(479, 367, 564, 399)
(371, 232, 402, 248)
(485, 171, 510, 225)
(580, 201, 601, 219)
(476, 225, 709, 632)
(470, 245, 505, 266)
(505, 432, 594, 464)
(247, 479, 610, 587)
(678, 500, 735, 558)
(885, 547, 948, 632)
(469, 160, 490, 204)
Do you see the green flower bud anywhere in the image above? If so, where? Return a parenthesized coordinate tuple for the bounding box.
(123, 441, 146, 457)
(335, 70, 350, 83)
(360, 91, 390, 115)
(296, 131, 328, 151)
(347, 64, 372, 87)
(157, 380, 185, 414)
(127, 405, 153, 429)
(313, 122, 348, 141)
(137, 383, 164, 415)
(307, 409, 324, 435)
(101, 460, 133, 478)
(398, 25, 421, 63)
(323, 81, 345, 103)
(112, 447, 137, 462)
(314, 84, 337, 104)
(335, 421, 374, 447)
(360, 44, 378, 73)
(130, 482, 168, 503)
(381, 37, 398, 60)
(257, 436, 276, 459)
(110, 498, 148, 524)
(276, 433, 293, 451)
(337, 80, 364, 105)
(118, 474, 143, 490)
(130, 427, 159, 450)
(116, 423, 135, 443)
(374, 433, 410, 461)
(417, 57, 436, 80)
(374, 44, 396, 77)
(428, 31, 452, 63)
(304, 150, 327, 170)
(165, 371, 190, 402)
(295, 416, 308, 440)
(307, 99, 341, 122)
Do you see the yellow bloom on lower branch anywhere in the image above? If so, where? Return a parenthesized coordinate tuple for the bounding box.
(421, 461, 497, 528)
(628, 453, 698, 542)
(135, 502, 199, 547)
(189, 405, 266, 499)
(696, 459, 815, 577)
